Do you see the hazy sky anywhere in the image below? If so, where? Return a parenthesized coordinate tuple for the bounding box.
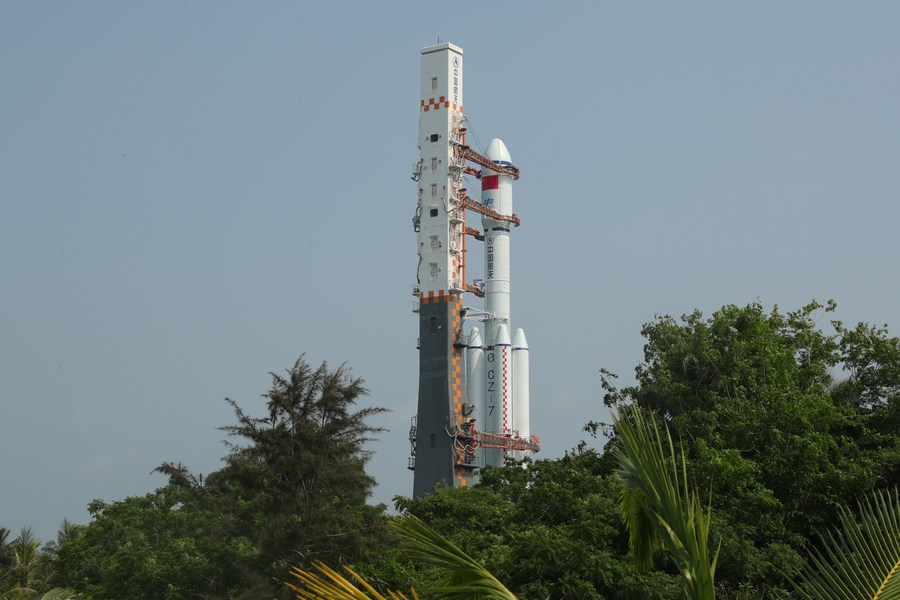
(2, 1, 899, 542)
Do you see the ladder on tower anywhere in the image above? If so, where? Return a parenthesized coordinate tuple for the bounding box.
(407, 416, 417, 470)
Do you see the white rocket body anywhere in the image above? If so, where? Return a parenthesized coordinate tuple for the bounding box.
(478, 139, 530, 467)
(481, 138, 513, 331)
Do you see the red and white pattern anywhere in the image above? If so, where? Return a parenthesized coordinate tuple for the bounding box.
(501, 340, 511, 463)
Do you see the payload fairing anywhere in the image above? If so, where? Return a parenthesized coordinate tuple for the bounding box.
(409, 43, 538, 497)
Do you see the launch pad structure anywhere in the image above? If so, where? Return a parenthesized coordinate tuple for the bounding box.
(408, 42, 539, 497)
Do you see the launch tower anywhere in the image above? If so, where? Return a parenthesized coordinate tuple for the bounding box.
(409, 43, 539, 496)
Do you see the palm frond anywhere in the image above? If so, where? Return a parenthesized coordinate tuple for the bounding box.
(286, 515, 515, 600)
(39, 589, 80, 600)
(612, 405, 718, 600)
(286, 561, 417, 599)
(796, 488, 900, 600)
(619, 480, 659, 572)
(391, 515, 517, 599)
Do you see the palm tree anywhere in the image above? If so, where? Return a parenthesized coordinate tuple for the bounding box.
(0, 528, 12, 584)
(39, 520, 80, 558)
(0, 527, 11, 559)
(1, 527, 47, 600)
(611, 405, 718, 600)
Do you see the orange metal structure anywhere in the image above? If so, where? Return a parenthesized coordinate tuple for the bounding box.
(454, 420, 540, 453)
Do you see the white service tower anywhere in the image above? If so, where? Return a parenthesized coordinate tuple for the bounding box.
(410, 43, 539, 497)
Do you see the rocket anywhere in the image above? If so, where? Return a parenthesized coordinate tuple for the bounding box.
(476, 139, 529, 468)
(410, 43, 537, 497)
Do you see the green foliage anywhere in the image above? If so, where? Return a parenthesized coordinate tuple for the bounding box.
(398, 449, 682, 599)
(204, 357, 390, 576)
(832, 320, 900, 491)
(0, 524, 87, 600)
(1, 527, 51, 600)
(348, 531, 431, 594)
(0, 529, 11, 573)
(54, 356, 390, 599)
(600, 300, 900, 596)
(52, 485, 259, 599)
(39, 521, 80, 559)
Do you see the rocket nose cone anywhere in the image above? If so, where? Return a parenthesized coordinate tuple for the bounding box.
(513, 328, 528, 350)
(468, 327, 483, 347)
(485, 138, 512, 165)
(495, 323, 512, 346)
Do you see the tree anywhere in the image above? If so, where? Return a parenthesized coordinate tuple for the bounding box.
(286, 301, 900, 599)
(55, 356, 390, 599)
(52, 485, 258, 599)
(201, 356, 390, 578)
(288, 406, 710, 600)
(396, 450, 682, 599)
(290, 405, 899, 600)
(598, 300, 900, 597)
(291, 409, 699, 599)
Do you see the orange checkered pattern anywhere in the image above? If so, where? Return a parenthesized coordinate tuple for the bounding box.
(419, 290, 451, 304)
(449, 295, 468, 487)
(421, 96, 462, 113)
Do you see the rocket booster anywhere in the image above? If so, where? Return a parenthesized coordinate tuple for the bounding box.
(511, 328, 529, 460)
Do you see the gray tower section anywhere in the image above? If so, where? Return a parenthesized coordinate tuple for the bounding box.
(412, 296, 475, 496)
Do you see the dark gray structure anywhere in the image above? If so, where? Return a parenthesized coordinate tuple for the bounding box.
(411, 294, 477, 497)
